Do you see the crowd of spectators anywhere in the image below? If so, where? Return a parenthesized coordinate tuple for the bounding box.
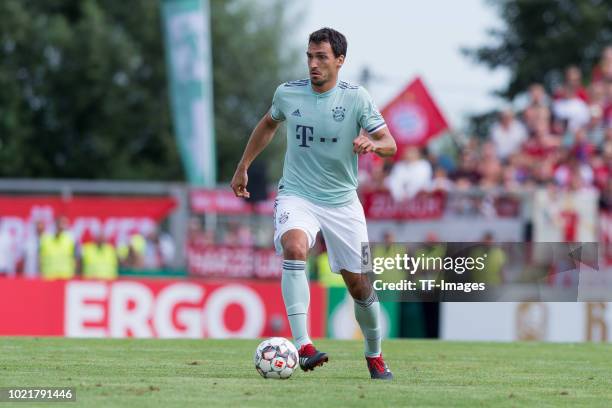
(193, 50, 612, 248)
(359, 47, 612, 211)
(0, 216, 175, 279)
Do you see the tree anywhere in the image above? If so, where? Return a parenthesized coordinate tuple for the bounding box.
(0, 0, 298, 181)
(211, 0, 301, 181)
(464, 0, 612, 99)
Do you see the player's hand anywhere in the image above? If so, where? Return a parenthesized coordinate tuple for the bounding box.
(231, 166, 250, 198)
(352, 135, 376, 155)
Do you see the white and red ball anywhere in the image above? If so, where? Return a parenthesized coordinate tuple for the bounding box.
(254, 337, 298, 379)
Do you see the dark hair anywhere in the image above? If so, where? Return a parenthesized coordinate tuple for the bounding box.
(309, 28, 347, 58)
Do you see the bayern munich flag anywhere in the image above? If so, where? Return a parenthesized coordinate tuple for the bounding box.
(381, 76, 448, 155)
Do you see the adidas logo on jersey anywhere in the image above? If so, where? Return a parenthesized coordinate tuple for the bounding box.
(292, 109, 301, 117)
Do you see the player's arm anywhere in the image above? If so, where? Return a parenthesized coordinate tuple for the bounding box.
(353, 126, 397, 157)
(353, 86, 397, 158)
(231, 113, 281, 198)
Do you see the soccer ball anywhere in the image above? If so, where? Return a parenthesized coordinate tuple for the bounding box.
(254, 337, 298, 379)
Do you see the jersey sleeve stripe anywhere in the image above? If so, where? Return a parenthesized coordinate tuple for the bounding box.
(269, 110, 284, 122)
(339, 80, 359, 89)
(284, 79, 309, 87)
(367, 123, 387, 133)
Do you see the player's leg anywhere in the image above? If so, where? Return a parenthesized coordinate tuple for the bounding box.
(280, 229, 311, 348)
(318, 199, 393, 379)
(340, 270, 391, 379)
(273, 196, 328, 371)
(341, 270, 381, 357)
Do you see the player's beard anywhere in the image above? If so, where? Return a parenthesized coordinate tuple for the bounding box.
(310, 75, 326, 87)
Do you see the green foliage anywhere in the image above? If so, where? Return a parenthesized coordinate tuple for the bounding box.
(211, 0, 301, 181)
(464, 0, 612, 99)
(0, 0, 298, 181)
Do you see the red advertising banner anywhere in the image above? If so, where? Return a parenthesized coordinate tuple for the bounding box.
(381, 76, 449, 156)
(0, 195, 177, 271)
(0, 196, 176, 220)
(187, 245, 282, 279)
(361, 190, 446, 220)
(191, 189, 449, 220)
(190, 189, 275, 215)
(0, 278, 326, 339)
(0, 278, 65, 335)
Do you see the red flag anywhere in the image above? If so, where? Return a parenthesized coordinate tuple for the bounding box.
(381, 76, 449, 157)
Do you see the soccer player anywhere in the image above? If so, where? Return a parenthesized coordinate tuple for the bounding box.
(231, 28, 397, 380)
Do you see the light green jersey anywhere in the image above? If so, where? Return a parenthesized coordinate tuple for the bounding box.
(270, 79, 386, 207)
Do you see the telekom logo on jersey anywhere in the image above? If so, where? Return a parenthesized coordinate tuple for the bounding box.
(295, 125, 338, 147)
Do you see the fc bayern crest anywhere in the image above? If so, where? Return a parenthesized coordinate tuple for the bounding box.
(332, 106, 346, 122)
(389, 103, 427, 143)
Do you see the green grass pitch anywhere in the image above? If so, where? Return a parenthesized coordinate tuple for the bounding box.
(0, 337, 610, 407)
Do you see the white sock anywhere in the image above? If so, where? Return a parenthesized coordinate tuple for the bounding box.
(354, 290, 382, 357)
(281, 260, 311, 349)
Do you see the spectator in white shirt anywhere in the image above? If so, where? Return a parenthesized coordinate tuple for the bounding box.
(552, 66, 590, 133)
(143, 228, 176, 269)
(490, 109, 528, 161)
(386, 147, 432, 201)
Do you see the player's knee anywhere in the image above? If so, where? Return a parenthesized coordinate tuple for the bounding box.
(346, 279, 371, 301)
(282, 241, 308, 260)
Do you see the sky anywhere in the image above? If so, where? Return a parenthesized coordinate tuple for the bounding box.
(293, 0, 510, 130)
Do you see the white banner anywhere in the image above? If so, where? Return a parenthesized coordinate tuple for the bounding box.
(533, 188, 598, 242)
(441, 302, 611, 342)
